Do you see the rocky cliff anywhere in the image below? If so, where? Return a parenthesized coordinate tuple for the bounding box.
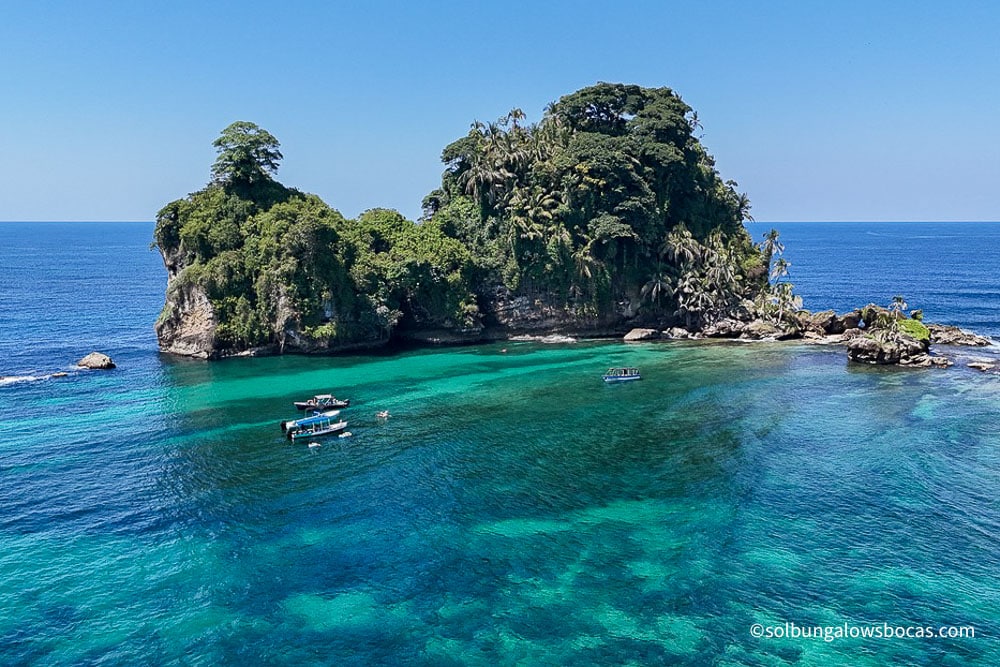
(155, 243, 218, 358)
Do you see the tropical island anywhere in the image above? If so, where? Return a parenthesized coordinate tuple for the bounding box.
(153, 82, 990, 366)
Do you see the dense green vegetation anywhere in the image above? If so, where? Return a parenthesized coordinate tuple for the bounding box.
(423, 84, 765, 316)
(155, 84, 789, 353)
(859, 296, 931, 344)
(155, 122, 479, 350)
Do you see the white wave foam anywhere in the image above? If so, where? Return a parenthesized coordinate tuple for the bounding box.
(0, 375, 42, 386)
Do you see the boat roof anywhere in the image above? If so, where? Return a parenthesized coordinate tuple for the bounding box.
(314, 394, 334, 399)
(289, 410, 340, 427)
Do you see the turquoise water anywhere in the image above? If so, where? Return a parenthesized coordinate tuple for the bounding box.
(2, 223, 1000, 665)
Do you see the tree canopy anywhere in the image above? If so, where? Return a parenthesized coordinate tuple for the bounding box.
(211, 121, 283, 188)
(425, 82, 761, 323)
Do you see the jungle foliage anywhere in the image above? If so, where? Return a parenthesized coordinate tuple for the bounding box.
(155, 85, 781, 352)
(424, 83, 764, 321)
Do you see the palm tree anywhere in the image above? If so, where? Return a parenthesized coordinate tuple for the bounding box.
(773, 282, 801, 324)
(770, 257, 790, 282)
(661, 224, 701, 267)
(705, 252, 737, 312)
(736, 192, 754, 223)
(759, 229, 784, 272)
(457, 119, 525, 210)
(889, 295, 908, 316)
(672, 268, 713, 329)
(687, 110, 703, 136)
(641, 267, 672, 306)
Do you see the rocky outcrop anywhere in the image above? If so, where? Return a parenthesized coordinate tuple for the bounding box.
(845, 304, 930, 366)
(77, 352, 116, 369)
(741, 319, 801, 340)
(799, 309, 836, 334)
(846, 333, 926, 365)
(155, 278, 218, 358)
(841, 312, 993, 368)
(968, 361, 996, 372)
(483, 286, 631, 337)
(796, 309, 862, 336)
(613, 298, 990, 372)
(623, 328, 660, 341)
(662, 327, 692, 339)
(702, 318, 746, 338)
(927, 324, 992, 347)
(905, 354, 953, 368)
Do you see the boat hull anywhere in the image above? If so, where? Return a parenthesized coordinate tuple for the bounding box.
(281, 410, 341, 432)
(602, 375, 641, 383)
(289, 420, 349, 440)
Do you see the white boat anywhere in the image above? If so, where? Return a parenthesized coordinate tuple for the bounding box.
(294, 394, 350, 410)
(288, 416, 349, 441)
(602, 367, 641, 383)
(281, 409, 340, 433)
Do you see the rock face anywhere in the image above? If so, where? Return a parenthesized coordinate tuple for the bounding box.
(77, 352, 116, 369)
(155, 280, 218, 358)
(701, 318, 745, 338)
(797, 309, 861, 336)
(740, 320, 781, 339)
(846, 333, 928, 365)
(742, 319, 801, 340)
(830, 310, 862, 334)
(662, 327, 692, 339)
(155, 237, 219, 358)
(485, 287, 631, 337)
(927, 324, 992, 347)
(845, 305, 941, 366)
(623, 328, 660, 341)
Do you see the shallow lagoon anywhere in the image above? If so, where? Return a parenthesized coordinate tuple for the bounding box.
(3, 338, 1000, 665)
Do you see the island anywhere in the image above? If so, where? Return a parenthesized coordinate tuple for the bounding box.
(153, 83, 781, 358)
(153, 82, 992, 366)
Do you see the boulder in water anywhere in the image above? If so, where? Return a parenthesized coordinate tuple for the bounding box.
(662, 327, 692, 339)
(927, 324, 992, 347)
(968, 361, 997, 371)
(623, 328, 660, 341)
(77, 352, 116, 370)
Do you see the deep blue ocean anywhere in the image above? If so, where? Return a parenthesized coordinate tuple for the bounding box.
(1, 222, 999, 665)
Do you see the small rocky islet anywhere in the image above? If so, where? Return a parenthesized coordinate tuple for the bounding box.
(0, 351, 116, 385)
(624, 304, 994, 370)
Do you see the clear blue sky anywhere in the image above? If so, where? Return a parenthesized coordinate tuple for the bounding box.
(2, 0, 998, 222)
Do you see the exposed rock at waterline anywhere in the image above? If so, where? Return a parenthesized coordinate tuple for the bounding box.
(701, 318, 746, 338)
(623, 328, 660, 341)
(968, 361, 997, 371)
(741, 319, 801, 340)
(77, 352, 116, 369)
(927, 324, 992, 347)
(662, 327, 692, 339)
(903, 354, 953, 368)
(797, 309, 861, 336)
